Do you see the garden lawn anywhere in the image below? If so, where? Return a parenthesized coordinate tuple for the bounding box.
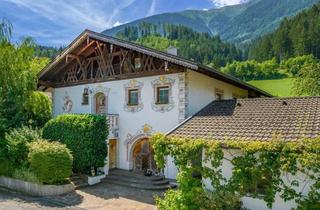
(248, 78, 295, 97)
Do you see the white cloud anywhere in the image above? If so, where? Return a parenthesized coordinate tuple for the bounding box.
(210, 0, 249, 7)
(4, 0, 136, 31)
(146, 0, 156, 16)
(203, 8, 209, 11)
(113, 21, 124, 27)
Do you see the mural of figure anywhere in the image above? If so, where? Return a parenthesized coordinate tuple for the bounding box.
(62, 95, 73, 113)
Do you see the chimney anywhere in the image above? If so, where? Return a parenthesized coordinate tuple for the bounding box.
(167, 46, 177, 56)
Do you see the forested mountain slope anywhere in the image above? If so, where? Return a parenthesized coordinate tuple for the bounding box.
(115, 24, 244, 68)
(249, 3, 320, 61)
(103, 0, 319, 43)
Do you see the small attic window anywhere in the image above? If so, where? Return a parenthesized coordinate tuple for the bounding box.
(215, 88, 224, 101)
(134, 57, 141, 69)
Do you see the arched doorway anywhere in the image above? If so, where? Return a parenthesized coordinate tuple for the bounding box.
(131, 138, 157, 172)
(95, 92, 106, 114)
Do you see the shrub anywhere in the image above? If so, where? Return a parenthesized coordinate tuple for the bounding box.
(206, 191, 242, 210)
(28, 140, 73, 184)
(0, 136, 15, 176)
(0, 137, 9, 160)
(156, 188, 242, 210)
(42, 114, 108, 173)
(0, 159, 16, 177)
(5, 126, 41, 165)
(23, 91, 52, 127)
(12, 166, 39, 184)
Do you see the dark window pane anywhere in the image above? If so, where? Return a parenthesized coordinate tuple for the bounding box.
(157, 86, 169, 104)
(128, 89, 139, 105)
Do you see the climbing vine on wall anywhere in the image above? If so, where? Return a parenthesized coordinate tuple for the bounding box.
(150, 133, 320, 210)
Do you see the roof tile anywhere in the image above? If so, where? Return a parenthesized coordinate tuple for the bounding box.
(169, 97, 320, 141)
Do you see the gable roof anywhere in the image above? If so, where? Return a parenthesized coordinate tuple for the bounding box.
(168, 97, 320, 141)
(38, 30, 271, 97)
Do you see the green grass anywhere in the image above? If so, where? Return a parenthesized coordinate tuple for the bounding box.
(248, 78, 295, 97)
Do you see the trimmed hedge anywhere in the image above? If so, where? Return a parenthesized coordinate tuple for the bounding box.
(28, 140, 73, 184)
(42, 114, 108, 173)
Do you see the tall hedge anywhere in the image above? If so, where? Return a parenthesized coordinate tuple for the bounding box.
(42, 114, 108, 173)
(28, 140, 73, 184)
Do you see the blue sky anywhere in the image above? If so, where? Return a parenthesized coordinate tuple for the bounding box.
(0, 0, 247, 46)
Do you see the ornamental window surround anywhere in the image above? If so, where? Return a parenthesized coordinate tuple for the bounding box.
(123, 80, 144, 113)
(151, 76, 175, 112)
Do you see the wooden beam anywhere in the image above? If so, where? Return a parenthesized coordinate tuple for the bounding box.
(54, 68, 184, 88)
(77, 40, 95, 56)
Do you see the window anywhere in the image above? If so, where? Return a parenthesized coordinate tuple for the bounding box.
(134, 57, 141, 69)
(82, 88, 89, 105)
(215, 88, 224, 101)
(157, 86, 169, 104)
(128, 89, 139, 106)
(124, 80, 144, 113)
(95, 93, 106, 114)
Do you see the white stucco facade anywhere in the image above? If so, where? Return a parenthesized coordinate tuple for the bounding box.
(51, 71, 248, 179)
(187, 70, 248, 116)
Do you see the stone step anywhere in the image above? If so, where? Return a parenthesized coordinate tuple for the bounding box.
(103, 178, 173, 190)
(109, 169, 164, 181)
(105, 169, 175, 190)
(106, 174, 169, 185)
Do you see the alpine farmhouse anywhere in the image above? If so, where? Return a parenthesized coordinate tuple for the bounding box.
(38, 30, 320, 210)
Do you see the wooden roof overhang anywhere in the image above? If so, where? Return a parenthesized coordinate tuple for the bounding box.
(38, 30, 271, 97)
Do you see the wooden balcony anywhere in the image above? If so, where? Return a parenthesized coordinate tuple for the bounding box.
(107, 114, 119, 139)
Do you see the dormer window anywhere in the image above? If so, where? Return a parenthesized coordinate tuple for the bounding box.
(128, 89, 139, 106)
(215, 88, 224, 101)
(156, 86, 169, 104)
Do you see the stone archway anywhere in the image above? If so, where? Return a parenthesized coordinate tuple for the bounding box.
(130, 138, 157, 172)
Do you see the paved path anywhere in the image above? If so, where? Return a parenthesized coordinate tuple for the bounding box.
(0, 187, 80, 210)
(0, 181, 163, 210)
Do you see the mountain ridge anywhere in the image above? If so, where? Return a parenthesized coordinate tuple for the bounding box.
(103, 0, 319, 43)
